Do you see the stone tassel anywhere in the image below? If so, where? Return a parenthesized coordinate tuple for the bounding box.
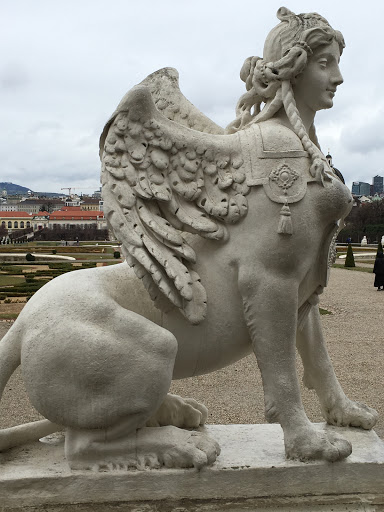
(277, 203, 293, 235)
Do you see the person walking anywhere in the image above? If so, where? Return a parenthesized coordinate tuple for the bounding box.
(373, 252, 384, 290)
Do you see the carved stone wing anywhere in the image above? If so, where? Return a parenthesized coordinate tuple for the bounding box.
(138, 67, 225, 135)
(100, 72, 248, 324)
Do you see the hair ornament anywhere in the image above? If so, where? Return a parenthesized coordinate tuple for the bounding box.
(293, 41, 313, 55)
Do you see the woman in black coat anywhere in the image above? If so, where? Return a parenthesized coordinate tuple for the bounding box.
(373, 252, 384, 290)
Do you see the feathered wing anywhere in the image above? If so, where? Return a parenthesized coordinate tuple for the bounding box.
(100, 70, 249, 324)
(138, 67, 225, 135)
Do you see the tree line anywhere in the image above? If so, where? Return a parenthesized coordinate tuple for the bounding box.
(339, 199, 384, 243)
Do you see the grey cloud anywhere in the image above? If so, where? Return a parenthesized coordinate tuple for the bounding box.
(340, 109, 384, 154)
(0, 63, 29, 90)
(1, 0, 384, 192)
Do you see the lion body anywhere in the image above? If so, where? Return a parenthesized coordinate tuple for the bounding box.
(2, 121, 372, 470)
(13, 124, 352, 430)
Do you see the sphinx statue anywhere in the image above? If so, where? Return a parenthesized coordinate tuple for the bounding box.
(0, 7, 378, 470)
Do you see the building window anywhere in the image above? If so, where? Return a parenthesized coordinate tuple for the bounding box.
(1, 221, 5, 228)
(8, 221, 12, 228)
(20, 221, 24, 228)
(26, 221, 30, 228)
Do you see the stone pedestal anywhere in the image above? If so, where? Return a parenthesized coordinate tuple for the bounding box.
(1, 423, 384, 511)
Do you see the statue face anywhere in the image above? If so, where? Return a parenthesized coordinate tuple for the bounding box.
(293, 39, 343, 113)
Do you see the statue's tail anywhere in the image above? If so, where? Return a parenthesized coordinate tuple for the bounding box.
(0, 323, 60, 451)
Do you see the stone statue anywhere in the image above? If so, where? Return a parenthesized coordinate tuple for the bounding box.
(0, 7, 378, 470)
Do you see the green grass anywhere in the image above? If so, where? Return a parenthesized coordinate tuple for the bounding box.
(0, 275, 25, 286)
(0, 313, 19, 320)
(333, 264, 373, 273)
(354, 259, 375, 265)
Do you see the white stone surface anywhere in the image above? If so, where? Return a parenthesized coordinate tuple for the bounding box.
(0, 7, 379, 473)
(0, 424, 383, 510)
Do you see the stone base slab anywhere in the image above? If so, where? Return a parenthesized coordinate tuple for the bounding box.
(1, 423, 384, 511)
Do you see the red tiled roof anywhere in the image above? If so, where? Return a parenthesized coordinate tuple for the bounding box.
(34, 211, 49, 217)
(50, 210, 104, 220)
(61, 206, 81, 211)
(0, 211, 32, 218)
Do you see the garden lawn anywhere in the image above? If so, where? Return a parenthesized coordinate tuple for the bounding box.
(0, 275, 25, 286)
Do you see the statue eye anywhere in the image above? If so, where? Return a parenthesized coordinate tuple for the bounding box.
(318, 58, 328, 69)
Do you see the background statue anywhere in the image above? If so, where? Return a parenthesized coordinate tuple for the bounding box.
(0, 7, 378, 470)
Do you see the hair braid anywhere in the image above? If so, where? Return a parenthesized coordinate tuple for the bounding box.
(281, 80, 325, 179)
(255, 88, 283, 123)
(308, 123, 321, 149)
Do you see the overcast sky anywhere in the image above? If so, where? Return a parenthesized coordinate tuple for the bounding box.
(1, 0, 382, 194)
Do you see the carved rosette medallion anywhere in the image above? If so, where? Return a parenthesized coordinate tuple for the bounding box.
(265, 162, 307, 205)
(270, 164, 299, 190)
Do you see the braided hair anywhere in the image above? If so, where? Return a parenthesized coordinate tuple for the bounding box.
(226, 7, 345, 181)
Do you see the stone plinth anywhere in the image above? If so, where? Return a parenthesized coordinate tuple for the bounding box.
(1, 423, 384, 511)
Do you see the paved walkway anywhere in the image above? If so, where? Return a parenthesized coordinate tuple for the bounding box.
(0, 267, 383, 439)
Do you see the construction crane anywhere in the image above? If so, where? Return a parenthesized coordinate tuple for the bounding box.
(61, 187, 75, 197)
(61, 187, 98, 197)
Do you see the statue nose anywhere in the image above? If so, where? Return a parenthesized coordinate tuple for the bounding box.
(333, 66, 343, 86)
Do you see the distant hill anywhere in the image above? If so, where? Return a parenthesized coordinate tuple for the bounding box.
(34, 191, 62, 198)
(0, 183, 62, 198)
(0, 182, 33, 195)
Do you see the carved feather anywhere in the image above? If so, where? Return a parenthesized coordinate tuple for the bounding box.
(102, 190, 142, 247)
(141, 231, 193, 301)
(130, 245, 182, 307)
(182, 270, 207, 325)
(197, 175, 229, 218)
(100, 69, 248, 324)
(169, 195, 219, 234)
(137, 200, 183, 246)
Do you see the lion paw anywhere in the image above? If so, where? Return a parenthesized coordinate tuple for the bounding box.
(67, 426, 220, 471)
(153, 428, 220, 469)
(285, 425, 352, 462)
(147, 393, 208, 428)
(135, 426, 220, 470)
(323, 398, 378, 430)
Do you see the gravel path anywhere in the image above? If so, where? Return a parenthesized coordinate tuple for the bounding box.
(0, 267, 383, 439)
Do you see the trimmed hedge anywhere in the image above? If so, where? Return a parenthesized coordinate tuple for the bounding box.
(0, 261, 97, 301)
(0, 266, 23, 275)
(344, 244, 356, 268)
